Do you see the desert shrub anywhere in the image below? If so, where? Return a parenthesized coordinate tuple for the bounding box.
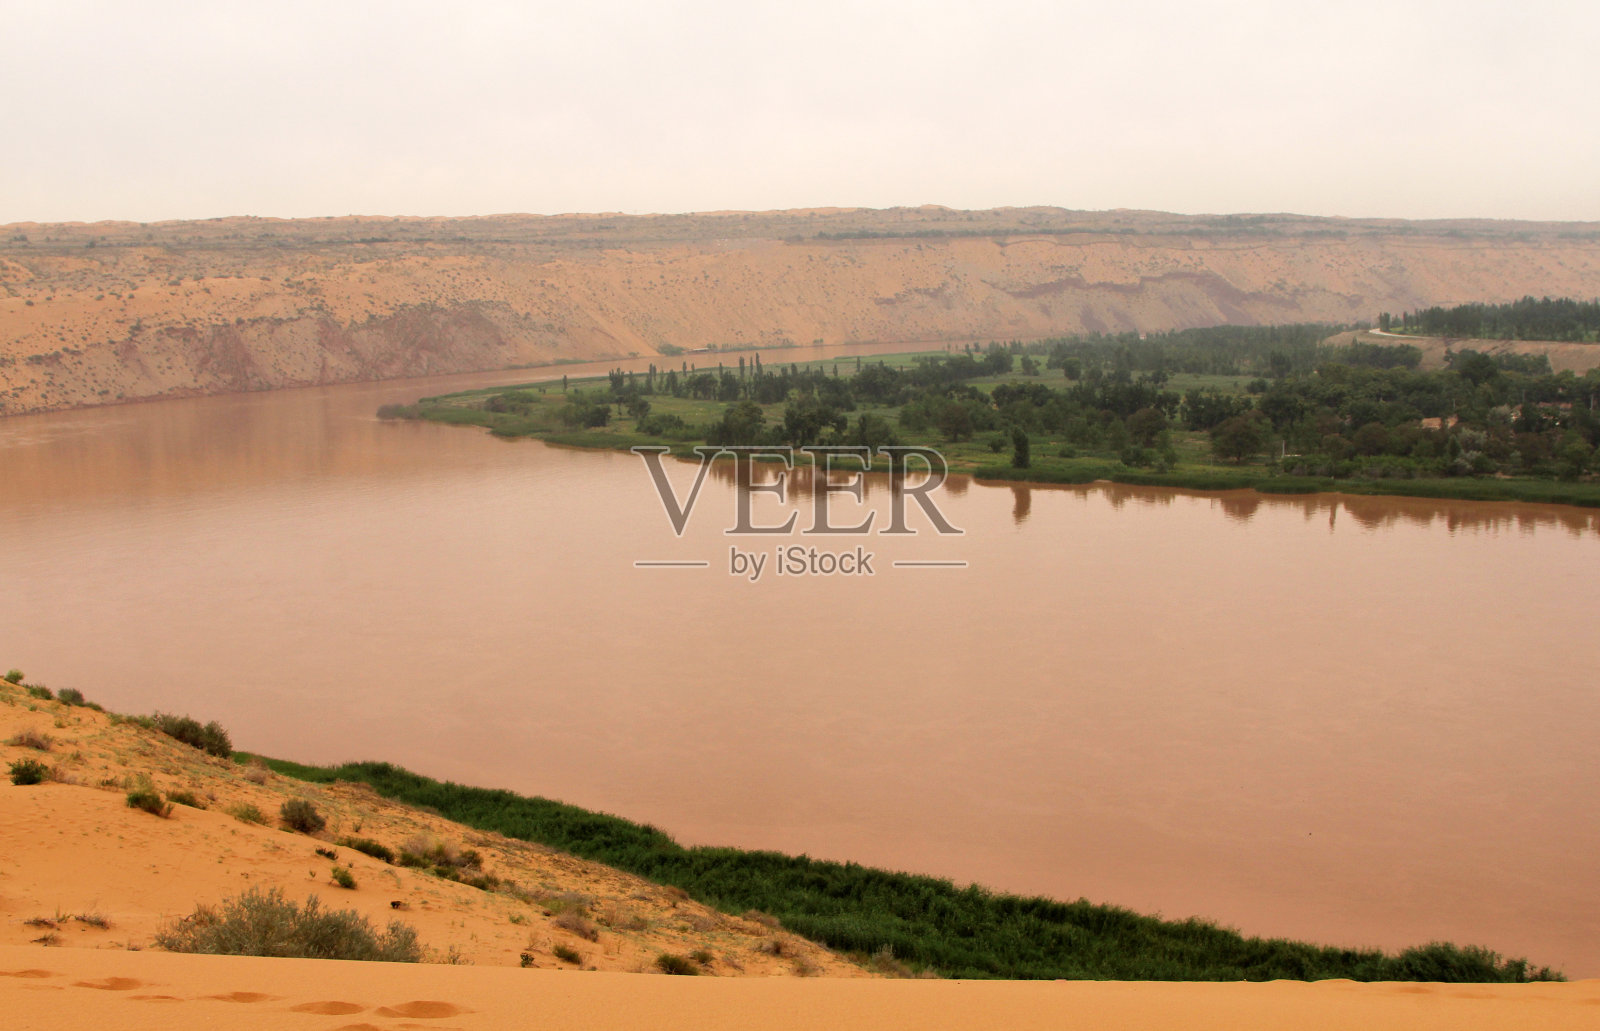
(280, 798, 326, 834)
(553, 911, 598, 941)
(8, 758, 49, 785)
(74, 912, 111, 929)
(226, 802, 266, 825)
(552, 943, 583, 964)
(543, 891, 592, 915)
(6, 729, 52, 751)
(55, 687, 86, 706)
(3, 669, 22, 684)
(167, 790, 205, 809)
(151, 713, 232, 757)
(655, 953, 698, 975)
(338, 837, 395, 863)
(154, 887, 422, 962)
(690, 948, 715, 966)
(868, 944, 913, 977)
(243, 761, 268, 784)
(126, 788, 172, 818)
(24, 685, 52, 700)
(400, 834, 476, 870)
(330, 866, 356, 889)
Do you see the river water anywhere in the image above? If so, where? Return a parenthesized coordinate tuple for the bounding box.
(3, 347, 1597, 976)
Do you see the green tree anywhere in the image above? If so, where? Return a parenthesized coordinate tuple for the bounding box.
(708, 401, 766, 445)
(933, 400, 974, 442)
(1127, 407, 1168, 447)
(1211, 412, 1270, 464)
(1011, 427, 1031, 468)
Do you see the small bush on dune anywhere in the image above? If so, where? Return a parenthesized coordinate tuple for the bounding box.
(330, 866, 356, 889)
(55, 687, 86, 706)
(126, 788, 172, 818)
(6, 729, 52, 751)
(280, 798, 326, 834)
(655, 953, 699, 975)
(154, 887, 423, 962)
(553, 911, 598, 942)
(151, 713, 233, 758)
(8, 758, 50, 785)
(337, 837, 395, 863)
(167, 790, 205, 809)
(3, 669, 22, 684)
(226, 803, 266, 825)
(552, 943, 583, 964)
(24, 685, 53, 700)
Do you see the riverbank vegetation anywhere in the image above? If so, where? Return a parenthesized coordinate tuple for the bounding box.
(384, 322, 1600, 507)
(253, 757, 1563, 982)
(1380, 295, 1600, 341)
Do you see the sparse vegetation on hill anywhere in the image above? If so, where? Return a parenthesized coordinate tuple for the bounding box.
(8, 757, 49, 785)
(145, 712, 234, 757)
(155, 887, 424, 962)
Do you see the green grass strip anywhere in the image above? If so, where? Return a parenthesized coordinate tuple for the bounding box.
(249, 757, 1561, 982)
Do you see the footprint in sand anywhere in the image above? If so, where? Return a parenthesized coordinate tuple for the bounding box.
(73, 977, 142, 991)
(374, 1000, 469, 1018)
(290, 1001, 367, 1015)
(207, 990, 278, 1003)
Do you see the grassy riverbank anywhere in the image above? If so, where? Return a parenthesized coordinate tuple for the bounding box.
(384, 330, 1600, 510)
(252, 756, 1562, 982)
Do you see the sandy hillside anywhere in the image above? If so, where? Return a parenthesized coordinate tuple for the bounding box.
(0, 679, 859, 977)
(3, 207, 1599, 414)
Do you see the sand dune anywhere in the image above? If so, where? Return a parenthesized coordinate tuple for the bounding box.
(4, 946, 1596, 1031)
(4, 207, 1599, 414)
(0, 681, 856, 976)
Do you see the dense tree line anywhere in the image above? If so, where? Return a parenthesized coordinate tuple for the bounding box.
(462, 321, 1600, 482)
(1380, 296, 1600, 342)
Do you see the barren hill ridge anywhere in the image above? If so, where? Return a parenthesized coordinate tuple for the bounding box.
(3, 206, 1600, 414)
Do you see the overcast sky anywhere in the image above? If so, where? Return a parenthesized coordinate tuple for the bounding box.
(3, 0, 1596, 224)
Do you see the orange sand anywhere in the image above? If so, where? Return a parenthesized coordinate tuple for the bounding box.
(4, 946, 1596, 1031)
(0, 682, 856, 976)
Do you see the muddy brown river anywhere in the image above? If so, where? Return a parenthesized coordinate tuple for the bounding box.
(3, 347, 1597, 976)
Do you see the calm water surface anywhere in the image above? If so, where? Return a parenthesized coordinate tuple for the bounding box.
(3, 350, 1597, 976)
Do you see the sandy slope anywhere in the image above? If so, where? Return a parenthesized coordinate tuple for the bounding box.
(3, 207, 1599, 414)
(0, 681, 857, 976)
(6, 682, 1597, 1027)
(4, 946, 1596, 1031)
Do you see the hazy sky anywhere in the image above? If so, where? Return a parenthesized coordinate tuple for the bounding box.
(4, 0, 1596, 223)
